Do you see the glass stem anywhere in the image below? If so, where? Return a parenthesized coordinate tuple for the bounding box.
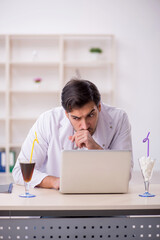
(24, 182, 29, 195)
(144, 181, 149, 193)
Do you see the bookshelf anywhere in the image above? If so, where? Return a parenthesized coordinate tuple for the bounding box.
(0, 34, 115, 174)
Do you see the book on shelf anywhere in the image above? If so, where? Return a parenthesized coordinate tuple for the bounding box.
(0, 151, 16, 173)
(9, 151, 16, 172)
(0, 152, 5, 172)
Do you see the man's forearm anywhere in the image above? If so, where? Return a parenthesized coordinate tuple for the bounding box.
(36, 176, 60, 190)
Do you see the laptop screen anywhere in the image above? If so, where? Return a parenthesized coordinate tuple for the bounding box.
(60, 150, 132, 194)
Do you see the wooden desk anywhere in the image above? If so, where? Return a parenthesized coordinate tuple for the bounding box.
(0, 184, 160, 240)
(0, 184, 160, 216)
(1, 169, 160, 240)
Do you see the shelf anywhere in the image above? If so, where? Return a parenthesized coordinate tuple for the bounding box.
(9, 89, 59, 94)
(10, 64, 60, 91)
(1, 34, 115, 174)
(10, 62, 59, 67)
(0, 63, 5, 66)
(9, 117, 37, 121)
(64, 36, 114, 63)
(9, 143, 22, 148)
(10, 119, 35, 146)
(0, 145, 5, 149)
(64, 61, 112, 68)
(10, 36, 60, 63)
(63, 35, 114, 40)
(10, 92, 60, 119)
(0, 90, 5, 93)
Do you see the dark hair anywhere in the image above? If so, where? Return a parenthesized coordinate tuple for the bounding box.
(61, 78, 101, 112)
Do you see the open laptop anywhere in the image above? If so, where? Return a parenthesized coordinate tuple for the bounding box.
(60, 150, 131, 194)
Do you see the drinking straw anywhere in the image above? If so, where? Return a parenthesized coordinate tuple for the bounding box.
(143, 132, 150, 157)
(30, 132, 39, 163)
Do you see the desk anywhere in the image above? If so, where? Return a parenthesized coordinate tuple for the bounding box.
(0, 184, 160, 239)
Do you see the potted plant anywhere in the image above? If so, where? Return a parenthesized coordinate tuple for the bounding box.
(33, 77, 42, 89)
(89, 47, 103, 61)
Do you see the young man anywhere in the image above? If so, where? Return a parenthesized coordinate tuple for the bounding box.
(12, 79, 133, 189)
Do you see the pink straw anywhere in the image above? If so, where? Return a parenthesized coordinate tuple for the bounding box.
(143, 132, 150, 157)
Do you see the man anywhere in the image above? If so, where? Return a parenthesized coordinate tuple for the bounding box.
(12, 79, 133, 189)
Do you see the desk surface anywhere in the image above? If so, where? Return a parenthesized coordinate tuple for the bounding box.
(0, 172, 160, 216)
(0, 183, 160, 216)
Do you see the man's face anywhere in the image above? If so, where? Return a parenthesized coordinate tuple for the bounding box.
(65, 101, 101, 136)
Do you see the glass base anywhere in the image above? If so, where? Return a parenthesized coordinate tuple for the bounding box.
(139, 192, 155, 197)
(19, 193, 36, 198)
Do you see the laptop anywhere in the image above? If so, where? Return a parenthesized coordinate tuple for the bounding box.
(60, 150, 131, 194)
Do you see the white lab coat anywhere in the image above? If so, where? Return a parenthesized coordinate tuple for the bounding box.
(12, 103, 133, 187)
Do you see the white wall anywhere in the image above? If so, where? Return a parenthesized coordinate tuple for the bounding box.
(0, 0, 160, 171)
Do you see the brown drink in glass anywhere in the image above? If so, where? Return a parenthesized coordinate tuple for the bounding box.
(19, 159, 36, 198)
(20, 162, 35, 182)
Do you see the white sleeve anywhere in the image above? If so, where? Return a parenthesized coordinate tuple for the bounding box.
(12, 113, 50, 187)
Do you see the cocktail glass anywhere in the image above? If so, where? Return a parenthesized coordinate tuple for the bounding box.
(19, 159, 36, 198)
(139, 156, 155, 197)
